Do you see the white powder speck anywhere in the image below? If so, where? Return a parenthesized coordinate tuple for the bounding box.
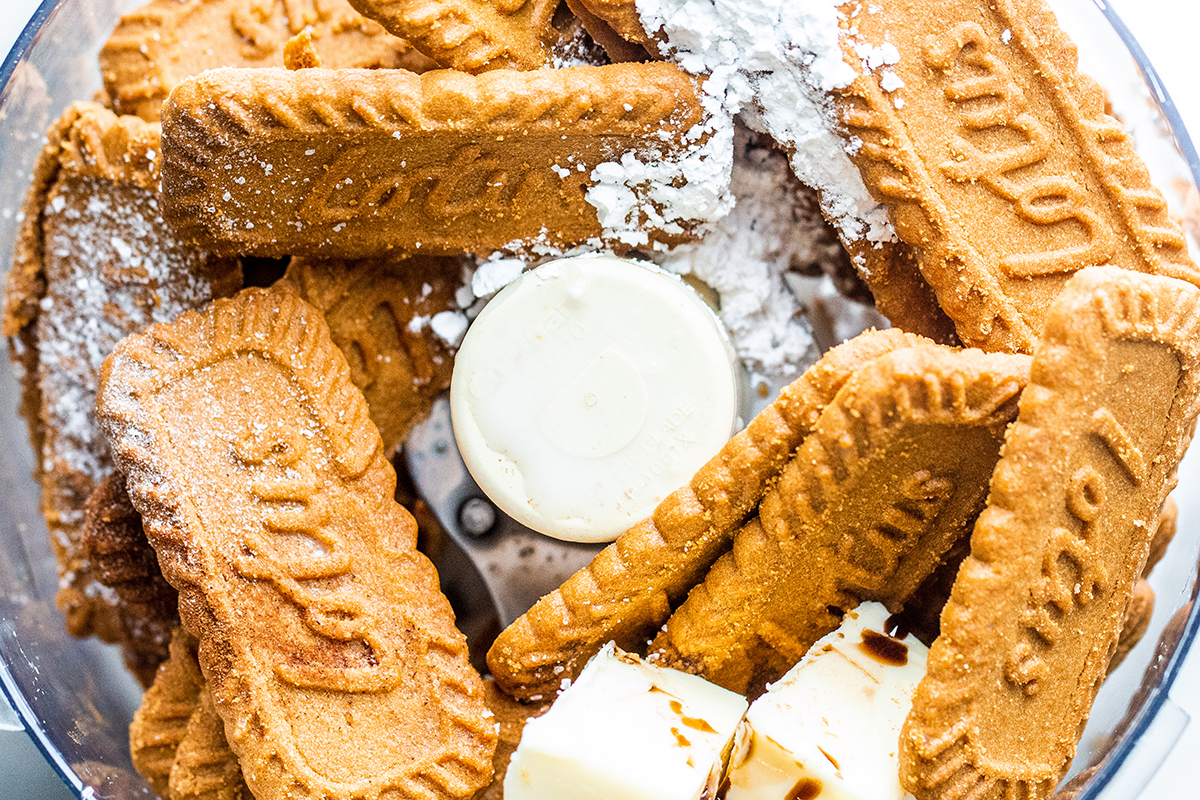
(430, 310, 469, 347)
(880, 70, 904, 92)
(1001, 28, 1012, 44)
(471, 256, 526, 297)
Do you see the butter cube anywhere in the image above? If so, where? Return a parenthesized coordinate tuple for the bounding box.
(505, 643, 749, 800)
(726, 602, 927, 800)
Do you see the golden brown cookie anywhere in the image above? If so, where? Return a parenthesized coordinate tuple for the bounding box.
(565, 0, 648, 51)
(848, 239, 960, 346)
(487, 328, 927, 700)
(1108, 578, 1155, 676)
(275, 255, 459, 456)
(2, 102, 240, 642)
(471, 679, 552, 800)
(81, 472, 179, 686)
(100, 0, 435, 121)
(346, 0, 562, 72)
(835, 0, 1200, 353)
(131, 628, 204, 798)
(650, 344, 1029, 694)
(160, 64, 709, 259)
(1145, 496, 1178, 576)
(169, 686, 252, 800)
(901, 266, 1200, 800)
(98, 286, 496, 800)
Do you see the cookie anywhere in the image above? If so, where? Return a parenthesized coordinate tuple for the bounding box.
(472, 679, 552, 800)
(1145, 496, 1178, 577)
(160, 63, 710, 259)
(487, 327, 927, 700)
(346, 0, 562, 72)
(100, 0, 435, 121)
(1108, 578, 1154, 675)
(275, 255, 460, 456)
(98, 286, 496, 800)
(2, 102, 240, 641)
(901, 266, 1200, 800)
(836, 0, 1200, 353)
(650, 344, 1029, 694)
(130, 628, 204, 798)
(849, 239, 960, 346)
(169, 686, 252, 800)
(81, 472, 180, 686)
(565, 0, 647, 51)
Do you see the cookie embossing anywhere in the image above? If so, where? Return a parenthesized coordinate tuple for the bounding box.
(98, 287, 495, 800)
(836, 0, 1200, 353)
(650, 344, 1029, 694)
(82, 473, 180, 686)
(900, 267, 1200, 800)
(130, 628, 205, 798)
(487, 328, 926, 700)
(160, 65, 708, 258)
(347, 0, 560, 72)
(276, 256, 458, 455)
(170, 686, 252, 800)
(100, 0, 434, 121)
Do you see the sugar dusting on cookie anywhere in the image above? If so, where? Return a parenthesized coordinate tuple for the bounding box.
(38, 177, 224, 488)
(632, 0, 895, 248)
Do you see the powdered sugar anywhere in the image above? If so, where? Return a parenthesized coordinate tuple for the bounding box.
(634, 0, 896, 246)
(652, 128, 836, 380)
(37, 177, 227, 484)
(586, 78, 735, 248)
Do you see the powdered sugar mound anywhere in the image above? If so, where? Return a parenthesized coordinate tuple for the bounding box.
(653, 128, 828, 380)
(37, 177, 228, 485)
(636, 0, 896, 245)
(586, 75, 736, 248)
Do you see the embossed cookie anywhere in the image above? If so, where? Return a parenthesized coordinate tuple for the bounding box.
(160, 64, 710, 259)
(901, 266, 1200, 800)
(1108, 578, 1155, 675)
(1146, 496, 1178, 576)
(472, 679, 552, 800)
(347, 0, 572, 72)
(487, 327, 927, 700)
(82, 472, 179, 686)
(170, 686, 252, 800)
(101, 0, 435, 121)
(836, 0, 1200, 353)
(650, 343, 1029, 694)
(1, 102, 239, 642)
(131, 628, 204, 798)
(98, 287, 496, 800)
(276, 255, 459, 456)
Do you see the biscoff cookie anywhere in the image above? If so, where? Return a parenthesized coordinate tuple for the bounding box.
(1, 102, 240, 641)
(169, 686, 252, 800)
(1108, 578, 1155, 676)
(1146, 496, 1178, 576)
(98, 287, 496, 800)
(347, 0, 567, 72)
(650, 344, 1029, 694)
(836, 0, 1200, 353)
(101, 0, 435, 121)
(81, 472, 179, 686)
(160, 64, 710, 259)
(901, 266, 1200, 800)
(472, 679, 552, 800)
(275, 255, 459, 456)
(131, 628, 204, 798)
(487, 327, 927, 700)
